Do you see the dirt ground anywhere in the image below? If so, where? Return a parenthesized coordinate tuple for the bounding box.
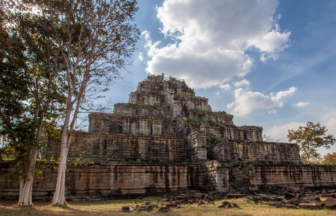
(1, 197, 336, 216)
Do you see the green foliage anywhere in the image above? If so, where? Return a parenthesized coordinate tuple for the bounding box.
(301, 155, 322, 165)
(247, 164, 254, 171)
(154, 132, 159, 136)
(192, 127, 200, 132)
(139, 82, 143, 87)
(174, 93, 182, 100)
(321, 152, 336, 165)
(0, 9, 66, 186)
(207, 119, 213, 123)
(202, 144, 207, 149)
(288, 122, 335, 164)
(230, 159, 239, 164)
(184, 117, 203, 124)
(206, 136, 211, 142)
(189, 108, 223, 115)
(141, 104, 159, 109)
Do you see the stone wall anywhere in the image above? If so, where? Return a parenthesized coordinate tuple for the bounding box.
(203, 161, 229, 192)
(184, 97, 212, 111)
(45, 134, 189, 163)
(187, 131, 207, 161)
(249, 165, 336, 190)
(113, 103, 170, 118)
(0, 162, 204, 201)
(189, 111, 233, 125)
(89, 115, 176, 136)
(204, 125, 263, 142)
(214, 141, 300, 165)
(128, 92, 165, 106)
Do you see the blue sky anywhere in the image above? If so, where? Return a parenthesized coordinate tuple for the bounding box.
(105, 0, 336, 156)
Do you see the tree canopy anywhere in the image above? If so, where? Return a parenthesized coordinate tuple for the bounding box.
(321, 152, 336, 165)
(287, 122, 335, 164)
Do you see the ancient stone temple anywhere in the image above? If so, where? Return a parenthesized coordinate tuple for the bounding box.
(1, 74, 336, 201)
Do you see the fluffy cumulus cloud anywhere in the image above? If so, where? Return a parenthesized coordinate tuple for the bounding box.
(219, 84, 231, 92)
(233, 79, 250, 87)
(293, 102, 309, 107)
(144, 0, 290, 88)
(227, 87, 296, 116)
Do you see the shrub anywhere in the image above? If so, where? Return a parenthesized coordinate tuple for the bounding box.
(247, 164, 254, 171)
(207, 119, 213, 123)
(230, 159, 239, 164)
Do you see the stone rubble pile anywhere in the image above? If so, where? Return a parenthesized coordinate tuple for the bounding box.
(120, 186, 336, 212)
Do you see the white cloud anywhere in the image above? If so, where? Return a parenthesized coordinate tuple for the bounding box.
(268, 110, 277, 114)
(216, 91, 220, 95)
(260, 52, 278, 62)
(267, 122, 303, 142)
(139, 52, 144, 61)
(227, 87, 296, 116)
(293, 102, 309, 107)
(233, 79, 250, 87)
(219, 84, 231, 92)
(322, 109, 336, 137)
(144, 0, 291, 89)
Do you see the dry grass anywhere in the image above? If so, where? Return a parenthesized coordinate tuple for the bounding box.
(1, 197, 336, 216)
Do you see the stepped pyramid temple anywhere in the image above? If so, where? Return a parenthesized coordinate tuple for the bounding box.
(1, 74, 336, 201)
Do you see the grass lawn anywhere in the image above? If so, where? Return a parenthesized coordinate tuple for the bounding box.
(1, 197, 336, 216)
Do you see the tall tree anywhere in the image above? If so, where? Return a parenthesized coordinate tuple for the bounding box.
(287, 122, 335, 164)
(29, 0, 140, 205)
(321, 152, 336, 165)
(0, 4, 65, 205)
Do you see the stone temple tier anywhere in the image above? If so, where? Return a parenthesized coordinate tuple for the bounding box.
(1, 74, 335, 201)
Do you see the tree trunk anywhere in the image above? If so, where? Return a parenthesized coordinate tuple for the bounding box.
(18, 148, 37, 206)
(52, 134, 69, 205)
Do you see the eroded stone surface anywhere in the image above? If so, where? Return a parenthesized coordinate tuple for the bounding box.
(0, 162, 203, 201)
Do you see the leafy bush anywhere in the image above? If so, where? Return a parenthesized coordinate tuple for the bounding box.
(247, 164, 254, 171)
(230, 159, 239, 164)
(207, 119, 213, 123)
